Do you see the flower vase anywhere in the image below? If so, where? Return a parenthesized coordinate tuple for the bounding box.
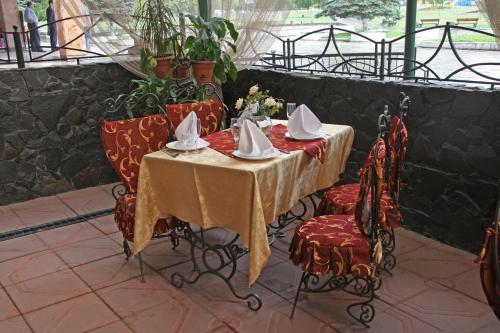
(249, 115, 273, 136)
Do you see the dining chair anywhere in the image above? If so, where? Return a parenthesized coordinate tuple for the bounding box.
(166, 99, 226, 137)
(289, 117, 388, 327)
(316, 93, 410, 273)
(100, 114, 180, 282)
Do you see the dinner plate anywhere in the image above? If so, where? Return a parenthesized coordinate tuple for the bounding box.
(285, 132, 324, 141)
(233, 148, 281, 160)
(166, 139, 209, 151)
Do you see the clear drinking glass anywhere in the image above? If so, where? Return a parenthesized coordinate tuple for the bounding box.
(186, 119, 202, 149)
(286, 103, 297, 119)
(230, 118, 241, 149)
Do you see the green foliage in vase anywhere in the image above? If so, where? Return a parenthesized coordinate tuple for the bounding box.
(184, 14, 239, 83)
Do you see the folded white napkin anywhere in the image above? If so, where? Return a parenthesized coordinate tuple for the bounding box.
(287, 104, 322, 138)
(175, 111, 199, 143)
(238, 119, 275, 157)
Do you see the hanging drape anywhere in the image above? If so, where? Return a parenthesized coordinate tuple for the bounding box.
(476, 0, 500, 38)
(60, 0, 291, 78)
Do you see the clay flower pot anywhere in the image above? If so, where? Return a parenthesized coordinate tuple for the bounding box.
(154, 55, 173, 79)
(191, 60, 216, 84)
(172, 61, 191, 80)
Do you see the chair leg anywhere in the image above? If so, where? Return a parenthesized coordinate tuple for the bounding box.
(123, 240, 132, 259)
(290, 272, 306, 319)
(138, 252, 145, 283)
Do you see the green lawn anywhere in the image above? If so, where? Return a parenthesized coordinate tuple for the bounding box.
(284, 5, 492, 35)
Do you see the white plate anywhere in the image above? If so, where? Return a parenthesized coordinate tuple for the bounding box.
(233, 148, 281, 160)
(285, 132, 324, 141)
(166, 139, 209, 151)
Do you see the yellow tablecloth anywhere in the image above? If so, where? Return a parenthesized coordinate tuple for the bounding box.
(133, 122, 354, 285)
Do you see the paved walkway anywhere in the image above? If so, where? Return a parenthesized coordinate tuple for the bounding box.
(0, 185, 498, 332)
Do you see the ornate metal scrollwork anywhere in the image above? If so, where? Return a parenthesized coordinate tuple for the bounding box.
(111, 183, 127, 200)
(104, 92, 167, 120)
(170, 225, 262, 311)
(268, 194, 317, 239)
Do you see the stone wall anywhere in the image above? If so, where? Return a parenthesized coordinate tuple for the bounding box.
(223, 69, 500, 253)
(0, 62, 136, 204)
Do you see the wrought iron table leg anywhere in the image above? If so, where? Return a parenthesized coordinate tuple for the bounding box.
(268, 194, 317, 239)
(170, 225, 262, 311)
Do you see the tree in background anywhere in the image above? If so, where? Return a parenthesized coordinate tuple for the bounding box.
(317, 0, 400, 31)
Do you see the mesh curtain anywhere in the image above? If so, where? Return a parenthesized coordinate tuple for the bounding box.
(477, 0, 500, 39)
(60, 0, 291, 78)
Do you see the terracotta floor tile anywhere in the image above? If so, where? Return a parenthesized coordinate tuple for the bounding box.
(474, 319, 500, 333)
(0, 315, 32, 333)
(398, 242, 476, 280)
(108, 231, 124, 246)
(87, 320, 134, 333)
(24, 293, 119, 333)
(54, 236, 122, 268)
(394, 228, 426, 256)
(122, 296, 224, 333)
(376, 267, 430, 305)
(0, 250, 67, 286)
(436, 267, 488, 305)
(140, 238, 193, 271)
(0, 235, 47, 263)
(37, 222, 104, 249)
(4, 269, 90, 314)
(57, 186, 116, 215)
(10, 196, 76, 227)
(270, 227, 296, 254)
(332, 306, 442, 333)
(237, 247, 288, 276)
(397, 283, 498, 333)
(99, 182, 122, 196)
(0, 287, 20, 321)
(97, 272, 175, 318)
(256, 260, 304, 300)
(0, 206, 25, 234)
(73, 254, 153, 290)
(88, 214, 119, 235)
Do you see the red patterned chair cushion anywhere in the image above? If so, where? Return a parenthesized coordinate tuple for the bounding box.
(319, 183, 402, 230)
(388, 115, 408, 194)
(100, 115, 170, 193)
(166, 100, 224, 137)
(289, 215, 372, 277)
(115, 193, 171, 242)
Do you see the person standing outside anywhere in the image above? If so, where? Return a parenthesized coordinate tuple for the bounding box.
(24, 1, 43, 52)
(46, 0, 57, 51)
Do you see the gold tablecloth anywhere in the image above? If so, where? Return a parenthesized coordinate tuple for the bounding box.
(133, 122, 354, 285)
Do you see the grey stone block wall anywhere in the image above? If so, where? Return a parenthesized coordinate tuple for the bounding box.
(0, 62, 136, 204)
(223, 69, 500, 253)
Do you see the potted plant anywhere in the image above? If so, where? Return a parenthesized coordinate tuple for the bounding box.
(184, 14, 239, 84)
(134, 0, 179, 79)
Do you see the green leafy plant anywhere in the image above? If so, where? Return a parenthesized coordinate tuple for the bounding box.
(235, 84, 283, 117)
(134, 0, 178, 57)
(184, 14, 239, 83)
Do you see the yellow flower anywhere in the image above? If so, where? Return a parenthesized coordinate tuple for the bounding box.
(249, 85, 259, 95)
(235, 98, 244, 110)
(264, 97, 276, 107)
(276, 102, 283, 109)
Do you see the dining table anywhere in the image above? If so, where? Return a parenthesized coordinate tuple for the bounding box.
(133, 119, 354, 309)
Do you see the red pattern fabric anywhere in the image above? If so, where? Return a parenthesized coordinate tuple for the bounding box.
(203, 124, 327, 162)
(318, 183, 402, 230)
(388, 116, 409, 194)
(289, 215, 372, 277)
(100, 115, 169, 194)
(166, 100, 224, 137)
(115, 193, 171, 242)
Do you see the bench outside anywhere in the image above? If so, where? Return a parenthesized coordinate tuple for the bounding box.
(417, 18, 440, 28)
(456, 18, 479, 27)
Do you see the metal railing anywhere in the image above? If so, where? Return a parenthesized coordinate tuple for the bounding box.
(253, 22, 500, 89)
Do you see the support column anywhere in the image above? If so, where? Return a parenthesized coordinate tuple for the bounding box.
(198, 0, 211, 20)
(403, 0, 417, 79)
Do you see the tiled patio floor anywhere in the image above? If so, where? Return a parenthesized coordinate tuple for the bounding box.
(0, 185, 498, 333)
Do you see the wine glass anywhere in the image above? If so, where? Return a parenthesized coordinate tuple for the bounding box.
(194, 119, 201, 150)
(230, 118, 241, 150)
(286, 103, 297, 119)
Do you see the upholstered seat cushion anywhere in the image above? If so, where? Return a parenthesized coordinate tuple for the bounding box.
(289, 215, 372, 277)
(318, 184, 402, 230)
(166, 100, 224, 137)
(115, 193, 170, 242)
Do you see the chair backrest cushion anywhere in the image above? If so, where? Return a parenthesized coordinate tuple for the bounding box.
(100, 114, 169, 193)
(166, 100, 224, 137)
(354, 138, 386, 235)
(388, 115, 408, 194)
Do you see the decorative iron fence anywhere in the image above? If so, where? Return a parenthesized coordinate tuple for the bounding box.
(254, 23, 500, 88)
